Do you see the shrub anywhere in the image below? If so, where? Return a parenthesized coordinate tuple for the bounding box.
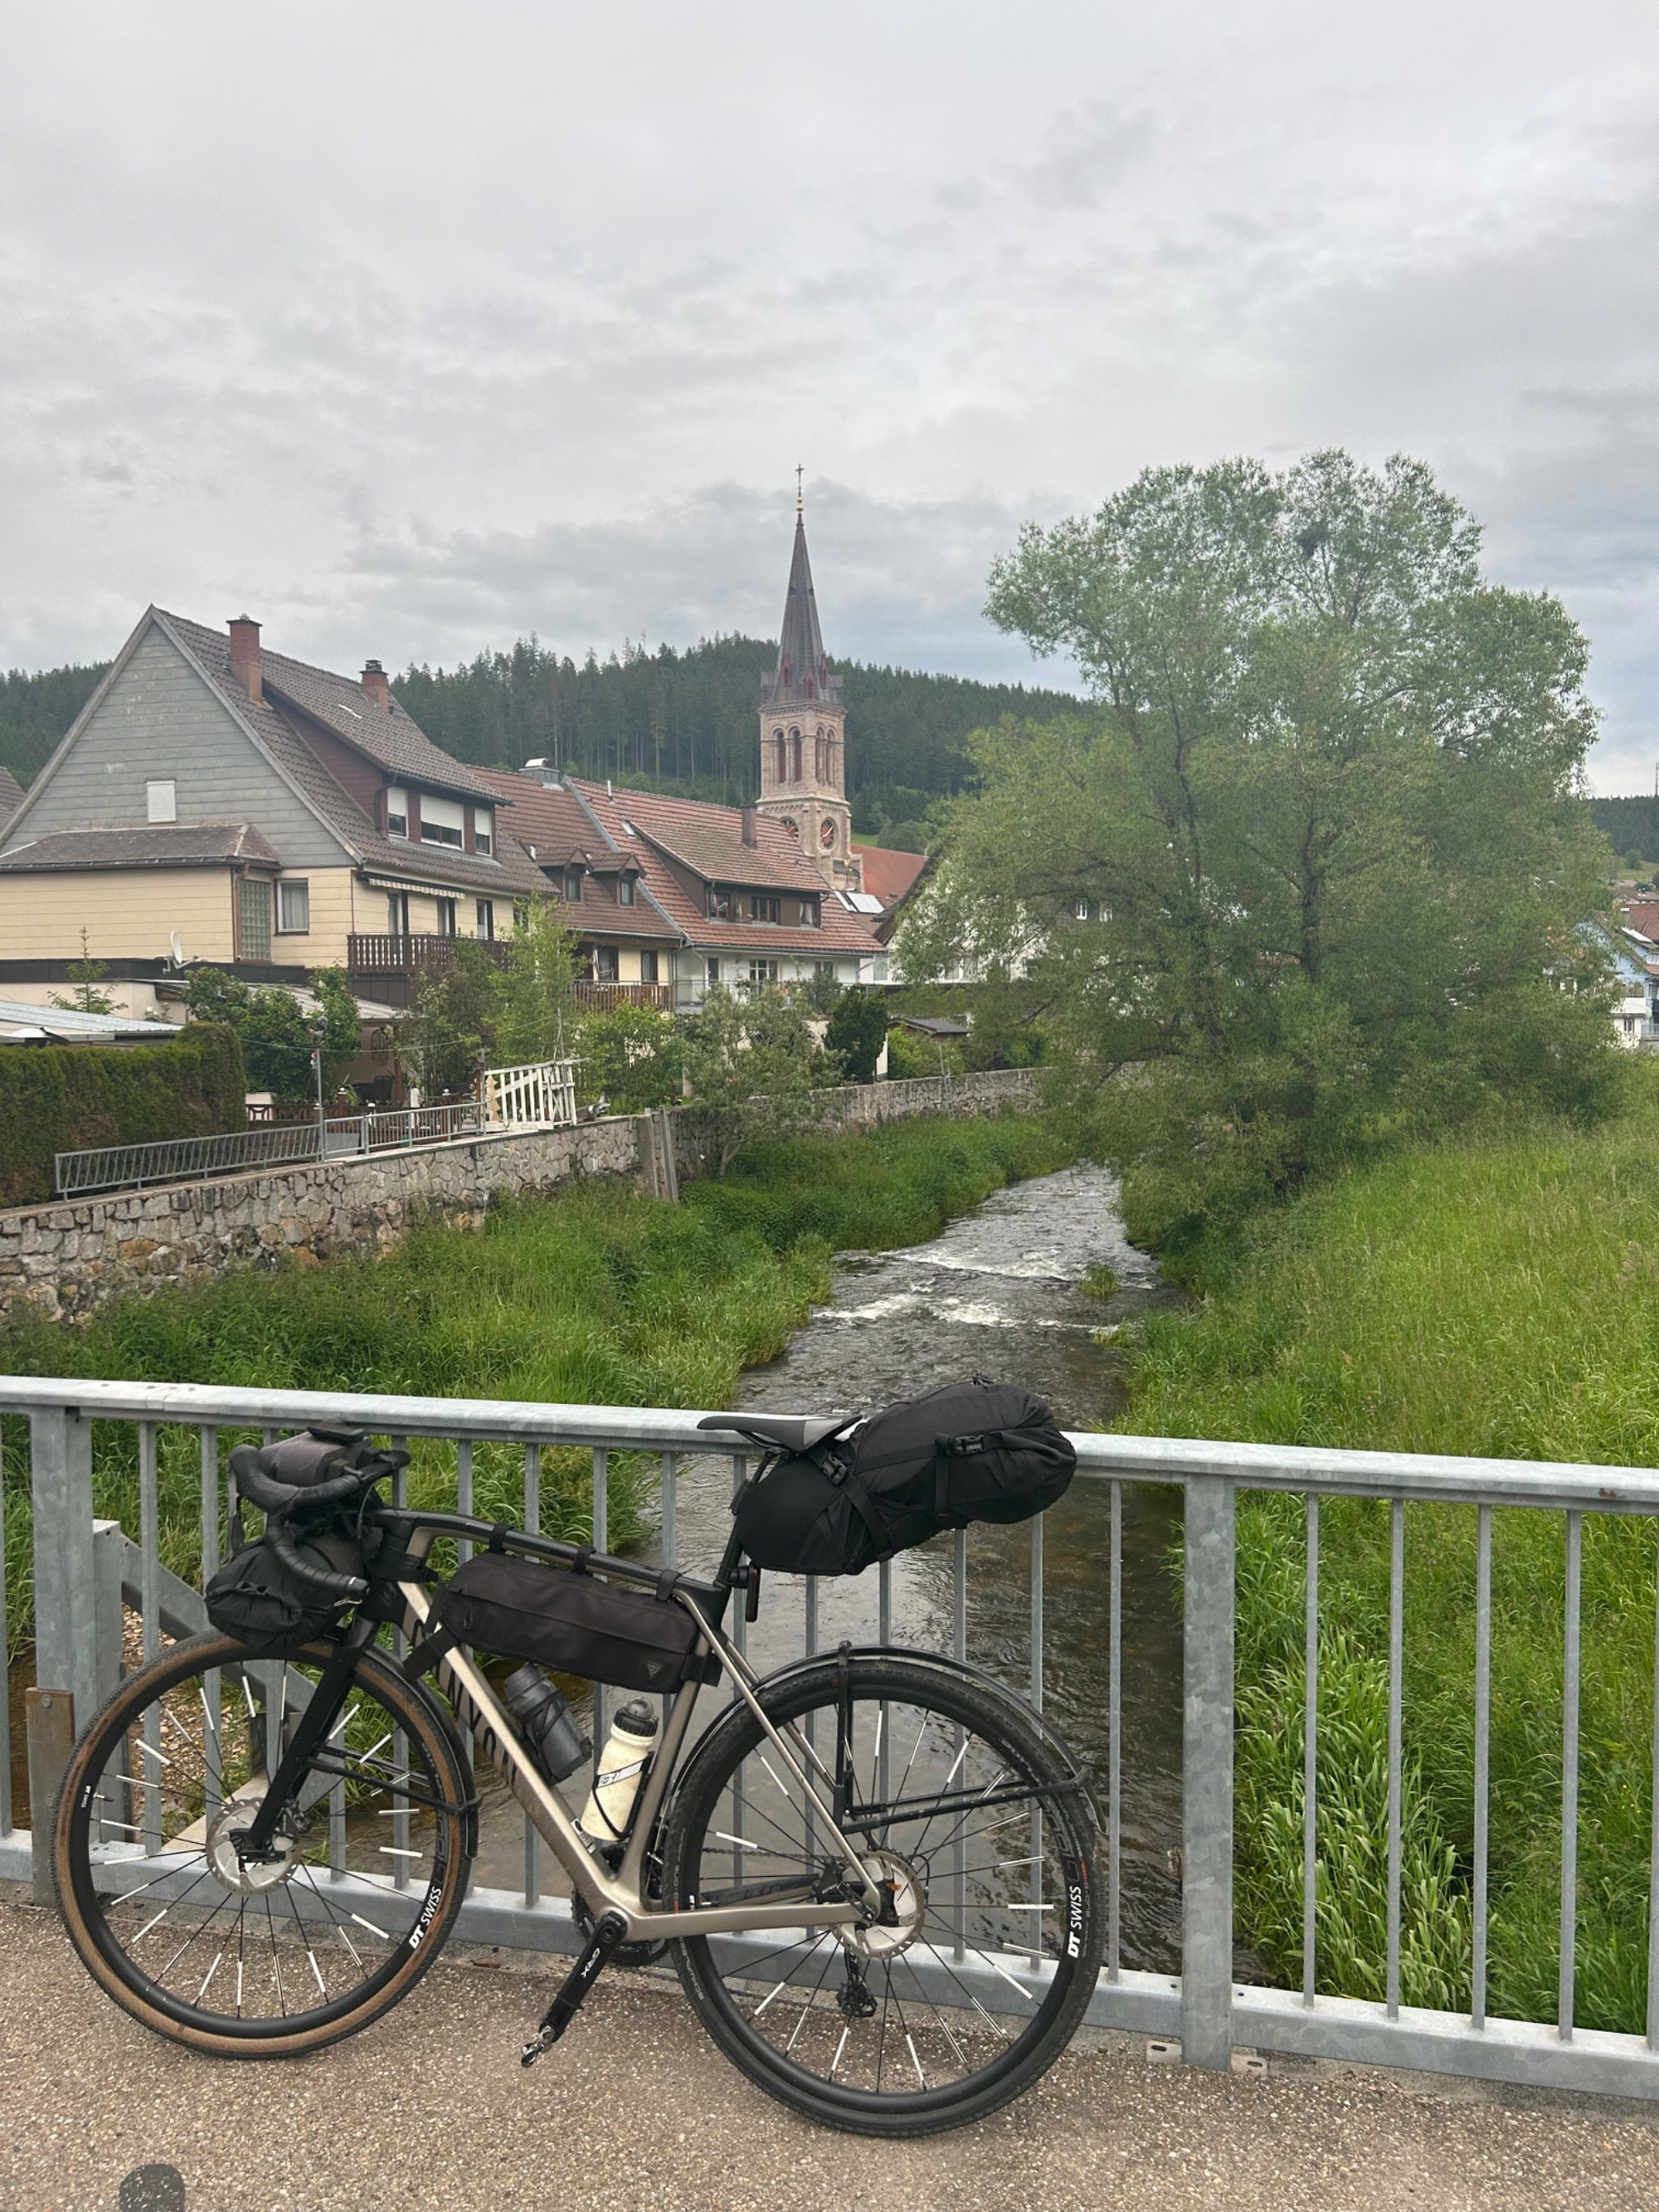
(0, 1023, 246, 1206)
(825, 990, 888, 1083)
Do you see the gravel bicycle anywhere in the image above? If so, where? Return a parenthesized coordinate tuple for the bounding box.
(52, 1412, 1105, 2136)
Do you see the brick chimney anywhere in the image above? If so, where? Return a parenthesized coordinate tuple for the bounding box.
(227, 616, 262, 704)
(741, 805, 758, 847)
(360, 658, 391, 709)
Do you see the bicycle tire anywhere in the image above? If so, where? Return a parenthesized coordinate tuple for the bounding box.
(661, 1649, 1104, 2136)
(52, 1630, 472, 2059)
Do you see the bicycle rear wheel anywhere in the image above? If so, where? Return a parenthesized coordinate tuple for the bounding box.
(661, 1649, 1104, 2135)
(52, 1631, 471, 2058)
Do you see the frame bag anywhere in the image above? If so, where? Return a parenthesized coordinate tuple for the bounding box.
(731, 1379, 1076, 1576)
(434, 1552, 721, 1693)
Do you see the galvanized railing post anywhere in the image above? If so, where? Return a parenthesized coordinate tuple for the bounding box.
(1181, 1472, 1234, 2072)
(29, 1406, 98, 1727)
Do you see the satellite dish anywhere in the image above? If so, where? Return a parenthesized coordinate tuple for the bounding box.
(170, 932, 185, 967)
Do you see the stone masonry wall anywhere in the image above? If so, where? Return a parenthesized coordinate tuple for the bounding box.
(0, 1068, 1037, 1327)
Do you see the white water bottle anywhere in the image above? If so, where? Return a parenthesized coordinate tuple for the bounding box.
(577, 1698, 659, 1849)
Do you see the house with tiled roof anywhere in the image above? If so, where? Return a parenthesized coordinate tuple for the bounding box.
(0, 611, 546, 1029)
(470, 769, 683, 1006)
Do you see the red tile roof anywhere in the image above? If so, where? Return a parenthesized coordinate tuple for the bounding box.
(567, 780, 882, 957)
(852, 845, 928, 909)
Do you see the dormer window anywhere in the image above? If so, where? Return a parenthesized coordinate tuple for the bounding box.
(420, 793, 465, 849)
(618, 874, 635, 906)
(564, 866, 583, 903)
(386, 787, 408, 838)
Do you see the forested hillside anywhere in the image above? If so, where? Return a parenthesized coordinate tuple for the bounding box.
(393, 635, 1078, 804)
(0, 663, 110, 789)
(1591, 793, 1659, 865)
(0, 636, 1078, 811)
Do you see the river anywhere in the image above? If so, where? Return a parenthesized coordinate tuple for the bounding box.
(659, 1162, 1192, 1975)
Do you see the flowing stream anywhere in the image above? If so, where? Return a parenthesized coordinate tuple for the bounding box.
(660, 1162, 1192, 1974)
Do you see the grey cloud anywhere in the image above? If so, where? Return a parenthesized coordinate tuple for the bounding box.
(2, 1, 1656, 787)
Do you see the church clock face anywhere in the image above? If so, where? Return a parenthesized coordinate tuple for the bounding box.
(782, 817, 799, 840)
(820, 819, 835, 849)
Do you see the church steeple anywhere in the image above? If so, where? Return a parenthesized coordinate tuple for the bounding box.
(756, 497, 860, 894)
(766, 514, 832, 708)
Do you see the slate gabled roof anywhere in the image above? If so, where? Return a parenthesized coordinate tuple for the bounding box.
(155, 613, 546, 899)
(0, 823, 280, 871)
(761, 515, 839, 708)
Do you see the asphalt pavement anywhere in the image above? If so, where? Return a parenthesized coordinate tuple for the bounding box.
(2, 1890, 1657, 2212)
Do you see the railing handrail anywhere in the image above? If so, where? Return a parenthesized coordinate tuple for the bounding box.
(3, 1372, 1658, 1511)
(7, 1370, 1659, 2101)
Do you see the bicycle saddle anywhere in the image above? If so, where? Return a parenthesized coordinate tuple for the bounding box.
(697, 1412, 852, 1453)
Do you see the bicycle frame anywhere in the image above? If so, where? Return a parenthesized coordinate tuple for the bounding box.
(383, 1515, 872, 1945)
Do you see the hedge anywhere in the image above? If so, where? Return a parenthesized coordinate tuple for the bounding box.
(0, 1023, 246, 1207)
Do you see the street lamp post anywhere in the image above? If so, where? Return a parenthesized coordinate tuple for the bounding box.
(309, 1020, 328, 1156)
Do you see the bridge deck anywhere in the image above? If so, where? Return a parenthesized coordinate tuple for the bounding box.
(3, 1892, 1653, 2211)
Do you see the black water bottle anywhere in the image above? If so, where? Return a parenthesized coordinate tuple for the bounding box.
(504, 1664, 591, 1784)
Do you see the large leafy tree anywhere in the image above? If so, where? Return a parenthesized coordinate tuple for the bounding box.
(903, 451, 1618, 1254)
(681, 986, 829, 1174)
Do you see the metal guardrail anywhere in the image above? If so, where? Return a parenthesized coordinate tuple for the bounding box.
(53, 1064, 580, 1197)
(3, 1377, 1658, 2099)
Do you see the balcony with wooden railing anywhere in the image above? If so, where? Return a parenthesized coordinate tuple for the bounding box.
(347, 935, 674, 1014)
(572, 981, 674, 1011)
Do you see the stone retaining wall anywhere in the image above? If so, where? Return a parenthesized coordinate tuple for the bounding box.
(0, 1068, 1037, 1325)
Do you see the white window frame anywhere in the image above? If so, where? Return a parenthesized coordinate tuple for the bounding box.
(475, 899, 494, 940)
(146, 779, 176, 824)
(386, 787, 408, 839)
(276, 879, 310, 933)
(420, 793, 465, 850)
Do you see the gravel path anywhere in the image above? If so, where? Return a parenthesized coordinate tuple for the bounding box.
(3, 1893, 1657, 2211)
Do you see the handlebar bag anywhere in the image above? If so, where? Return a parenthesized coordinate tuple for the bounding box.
(205, 1527, 367, 1653)
(731, 1380, 1076, 1576)
(435, 1554, 722, 1693)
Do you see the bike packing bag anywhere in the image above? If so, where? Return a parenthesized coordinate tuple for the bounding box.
(730, 1379, 1077, 1576)
(204, 1527, 367, 1654)
(434, 1553, 722, 1693)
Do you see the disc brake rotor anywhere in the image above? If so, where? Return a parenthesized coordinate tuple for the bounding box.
(205, 1791, 304, 1895)
(841, 1848, 925, 1961)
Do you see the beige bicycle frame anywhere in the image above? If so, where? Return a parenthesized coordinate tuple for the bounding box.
(396, 1548, 873, 1945)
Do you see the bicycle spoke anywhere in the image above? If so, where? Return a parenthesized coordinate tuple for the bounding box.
(677, 1660, 1099, 2116)
(61, 1640, 464, 2044)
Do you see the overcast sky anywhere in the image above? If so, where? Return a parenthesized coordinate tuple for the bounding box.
(3, 2, 1656, 787)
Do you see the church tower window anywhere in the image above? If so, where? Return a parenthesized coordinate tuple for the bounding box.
(790, 728, 802, 782)
(774, 732, 786, 785)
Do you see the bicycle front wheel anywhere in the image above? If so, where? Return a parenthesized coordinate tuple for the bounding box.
(662, 1649, 1104, 2136)
(52, 1631, 471, 2058)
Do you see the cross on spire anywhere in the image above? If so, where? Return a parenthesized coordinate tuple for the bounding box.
(795, 463, 803, 514)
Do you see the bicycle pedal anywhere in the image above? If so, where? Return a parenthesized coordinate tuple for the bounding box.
(520, 2026, 558, 2068)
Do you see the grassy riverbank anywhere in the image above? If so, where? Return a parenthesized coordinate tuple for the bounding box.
(1, 1109, 1073, 1653)
(1123, 1097, 1659, 2031)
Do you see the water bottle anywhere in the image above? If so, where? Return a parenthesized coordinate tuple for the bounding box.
(577, 1698, 659, 1847)
(503, 1664, 591, 1785)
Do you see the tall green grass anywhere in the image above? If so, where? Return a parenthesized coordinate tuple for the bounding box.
(2, 1109, 1073, 1654)
(1125, 1096, 1659, 2030)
